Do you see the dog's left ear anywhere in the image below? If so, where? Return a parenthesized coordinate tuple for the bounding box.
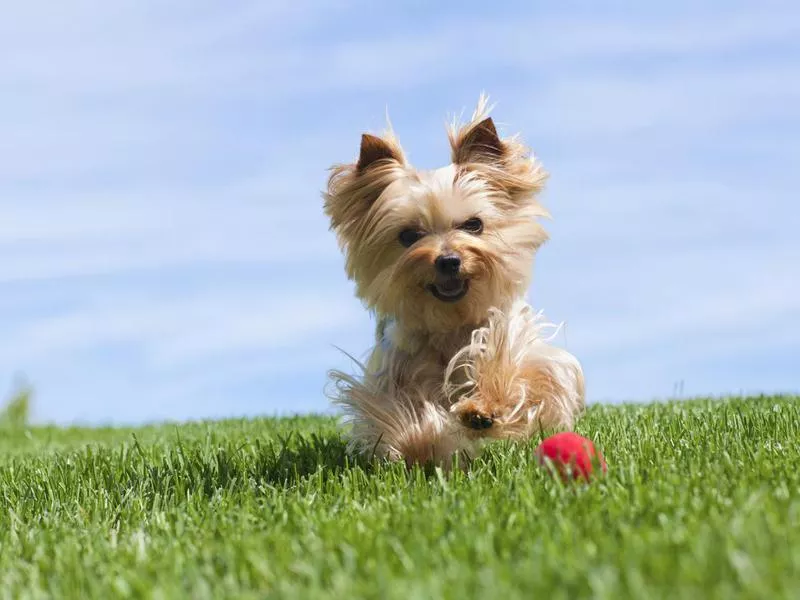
(357, 134, 403, 172)
(451, 117, 505, 165)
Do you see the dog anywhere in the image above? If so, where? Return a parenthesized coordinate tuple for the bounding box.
(323, 95, 585, 468)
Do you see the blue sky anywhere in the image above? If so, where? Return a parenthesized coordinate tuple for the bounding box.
(1, 0, 798, 425)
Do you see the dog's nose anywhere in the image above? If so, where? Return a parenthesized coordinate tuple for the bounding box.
(435, 254, 461, 275)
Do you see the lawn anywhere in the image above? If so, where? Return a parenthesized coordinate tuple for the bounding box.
(1, 395, 798, 599)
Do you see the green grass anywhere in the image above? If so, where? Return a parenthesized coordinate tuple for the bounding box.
(1, 395, 799, 599)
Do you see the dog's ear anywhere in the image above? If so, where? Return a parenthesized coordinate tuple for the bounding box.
(357, 134, 403, 172)
(451, 117, 505, 165)
(324, 133, 407, 235)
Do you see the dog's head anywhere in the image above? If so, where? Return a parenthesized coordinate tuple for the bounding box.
(323, 96, 550, 332)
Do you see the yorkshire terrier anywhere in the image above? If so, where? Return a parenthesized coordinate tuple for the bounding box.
(323, 95, 585, 468)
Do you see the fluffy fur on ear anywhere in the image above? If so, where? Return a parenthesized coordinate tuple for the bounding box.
(357, 133, 404, 172)
(323, 128, 408, 251)
(448, 94, 548, 206)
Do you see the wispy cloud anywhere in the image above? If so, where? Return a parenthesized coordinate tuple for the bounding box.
(2, 288, 361, 365)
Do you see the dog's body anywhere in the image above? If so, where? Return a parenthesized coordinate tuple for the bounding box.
(323, 97, 585, 467)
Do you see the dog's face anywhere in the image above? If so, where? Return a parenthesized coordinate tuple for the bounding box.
(324, 100, 550, 332)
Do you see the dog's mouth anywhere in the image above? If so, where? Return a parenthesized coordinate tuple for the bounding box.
(427, 278, 469, 303)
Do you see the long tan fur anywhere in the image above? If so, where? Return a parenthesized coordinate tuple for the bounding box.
(323, 95, 585, 468)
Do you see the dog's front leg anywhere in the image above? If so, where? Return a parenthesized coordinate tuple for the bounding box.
(446, 304, 586, 440)
(329, 360, 476, 467)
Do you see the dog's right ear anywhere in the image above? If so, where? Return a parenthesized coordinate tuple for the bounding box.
(357, 134, 403, 172)
(324, 132, 407, 236)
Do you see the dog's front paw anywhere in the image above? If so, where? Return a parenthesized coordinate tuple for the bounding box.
(449, 385, 528, 439)
(459, 408, 495, 431)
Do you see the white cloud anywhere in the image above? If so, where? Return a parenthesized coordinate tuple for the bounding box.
(566, 260, 799, 355)
(253, 5, 800, 95)
(0, 211, 337, 283)
(0, 1, 352, 94)
(2, 283, 364, 366)
(521, 64, 800, 141)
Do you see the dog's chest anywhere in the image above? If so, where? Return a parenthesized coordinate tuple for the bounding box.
(378, 326, 476, 405)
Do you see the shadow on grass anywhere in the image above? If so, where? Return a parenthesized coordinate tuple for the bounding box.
(252, 431, 370, 483)
(123, 430, 378, 503)
(123, 427, 489, 506)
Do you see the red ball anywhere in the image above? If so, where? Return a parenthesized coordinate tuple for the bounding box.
(535, 432, 607, 482)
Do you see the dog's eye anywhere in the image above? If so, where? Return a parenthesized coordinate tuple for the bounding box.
(459, 217, 484, 234)
(398, 229, 424, 247)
